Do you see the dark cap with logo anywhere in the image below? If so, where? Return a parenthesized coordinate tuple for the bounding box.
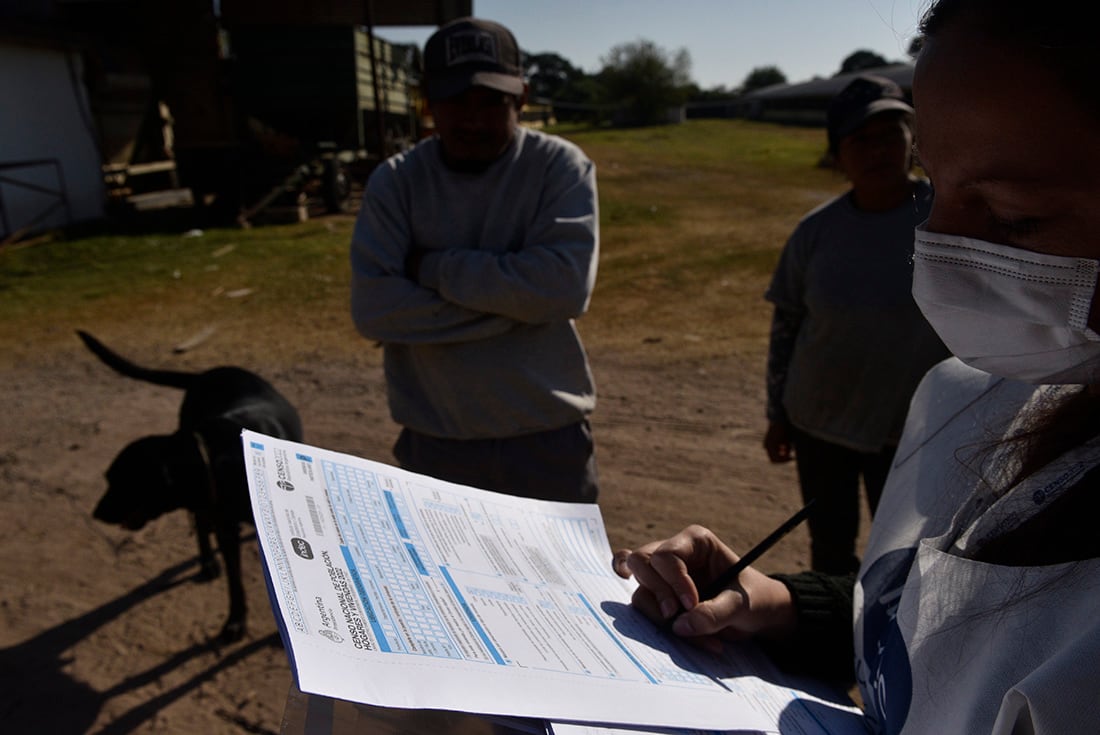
(827, 74, 913, 152)
(423, 17, 525, 101)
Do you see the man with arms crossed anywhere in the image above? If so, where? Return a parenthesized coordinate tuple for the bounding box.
(351, 17, 600, 502)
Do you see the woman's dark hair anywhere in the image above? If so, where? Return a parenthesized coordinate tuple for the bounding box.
(987, 388, 1100, 492)
(921, 0, 1094, 43)
(919, 0, 1098, 117)
(961, 387, 1100, 567)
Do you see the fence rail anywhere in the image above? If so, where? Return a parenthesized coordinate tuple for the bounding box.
(0, 158, 71, 244)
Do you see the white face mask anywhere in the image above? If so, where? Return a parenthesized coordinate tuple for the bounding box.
(912, 226, 1100, 384)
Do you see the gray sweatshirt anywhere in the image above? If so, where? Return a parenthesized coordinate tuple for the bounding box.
(350, 127, 599, 439)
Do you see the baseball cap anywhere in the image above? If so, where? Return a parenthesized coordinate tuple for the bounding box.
(422, 17, 525, 101)
(827, 74, 914, 151)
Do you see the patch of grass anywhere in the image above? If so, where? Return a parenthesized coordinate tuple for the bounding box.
(0, 119, 847, 364)
(0, 220, 358, 361)
(601, 200, 674, 227)
(571, 119, 845, 357)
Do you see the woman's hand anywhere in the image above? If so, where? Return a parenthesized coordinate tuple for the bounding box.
(613, 525, 797, 653)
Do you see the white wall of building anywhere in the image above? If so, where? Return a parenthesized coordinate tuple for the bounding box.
(0, 41, 104, 239)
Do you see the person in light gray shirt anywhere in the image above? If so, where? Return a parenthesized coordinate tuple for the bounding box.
(350, 17, 599, 502)
(763, 75, 948, 573)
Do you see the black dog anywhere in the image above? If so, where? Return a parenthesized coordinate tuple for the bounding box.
(79, 330, 303, 643)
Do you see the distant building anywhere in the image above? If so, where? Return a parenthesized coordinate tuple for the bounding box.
(0, 24, 106, 242)
(737, 64, 914, 126)
(0, 0, 471, 240)
(686, 64, 915, 127)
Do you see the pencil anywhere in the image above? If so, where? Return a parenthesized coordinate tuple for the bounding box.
(697, 499, 816, 604)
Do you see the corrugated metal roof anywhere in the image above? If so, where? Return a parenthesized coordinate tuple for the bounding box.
(742, 63, 915, 101)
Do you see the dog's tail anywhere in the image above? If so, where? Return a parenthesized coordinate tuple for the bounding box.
(77, 330, 196, 389)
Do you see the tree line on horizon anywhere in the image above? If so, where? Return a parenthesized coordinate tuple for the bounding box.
(519, 37, 921, 126)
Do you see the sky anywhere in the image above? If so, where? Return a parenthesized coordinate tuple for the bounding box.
(374, 0, 931, 91)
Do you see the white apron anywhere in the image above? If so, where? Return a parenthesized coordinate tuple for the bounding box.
(854, 358, 1100, 734)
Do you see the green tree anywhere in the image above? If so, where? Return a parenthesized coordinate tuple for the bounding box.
(597, 39, 692, 126)
(686, 83, 736, 102)
(523, 51, 585, 101)
(837, 49, 890, 75)
(740, 65, 786, 94)
(548, 75, 609, 124)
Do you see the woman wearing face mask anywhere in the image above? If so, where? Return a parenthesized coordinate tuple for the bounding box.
(614, 1, 1100, 732)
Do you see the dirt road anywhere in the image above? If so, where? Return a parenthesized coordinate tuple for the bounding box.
(1, 333, 825, 734)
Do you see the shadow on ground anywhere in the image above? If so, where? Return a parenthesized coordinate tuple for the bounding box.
(0, 553, 282, 735)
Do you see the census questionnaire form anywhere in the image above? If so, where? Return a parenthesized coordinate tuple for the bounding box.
(243, 431, 864, 733)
